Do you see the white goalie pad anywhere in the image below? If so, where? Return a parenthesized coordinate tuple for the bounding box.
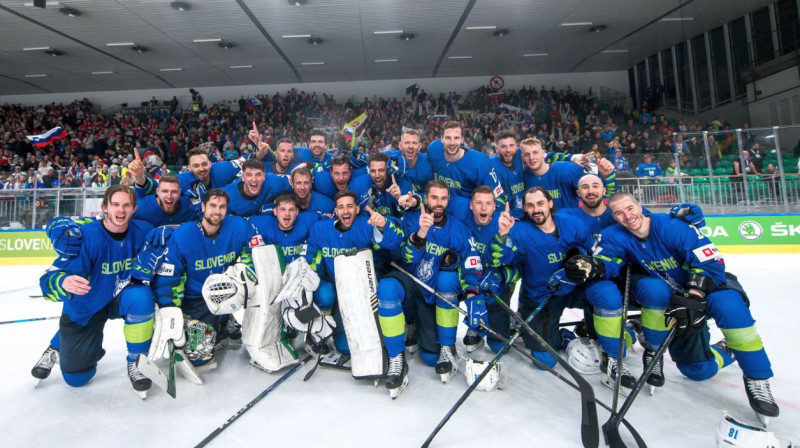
(201, 263, 257, 315)
(334, 249, 386, 379)
(243, 245, 299, 372)
(275, 257, 320, 304)
(464, 358, 508, 391)
(147, 307, 186, 360)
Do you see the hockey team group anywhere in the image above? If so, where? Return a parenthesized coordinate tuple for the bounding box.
(29, 121, 780, 444)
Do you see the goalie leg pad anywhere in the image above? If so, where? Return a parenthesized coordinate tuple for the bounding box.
(243, 245, 298, 372)
(334, 249, 387, 379)
(147, 307, 186, 360)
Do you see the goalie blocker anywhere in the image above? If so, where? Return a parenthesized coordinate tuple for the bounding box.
(333, 249, 388, 380)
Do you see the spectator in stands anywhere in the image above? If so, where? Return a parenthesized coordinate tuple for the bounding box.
(671, 134, 688, 153)
(108, 167, 122, 186)
(62, 173, 81, 188)
(613, 149, 629, 173)
(733, 150, 759, 178)
(635, 154, 663, 184)
(749, 143, 765, 172)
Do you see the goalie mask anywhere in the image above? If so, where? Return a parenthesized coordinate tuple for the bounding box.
(202, 263, 258, 315)
(566, 337, 602, 375)
(184, 319, 217, 364)
(464, 358, 507, 391)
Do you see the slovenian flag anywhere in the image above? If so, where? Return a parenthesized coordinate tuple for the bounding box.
(247, 96, 262, 111)
(26, 127, 68, 147)
(341, 112, 367, 148)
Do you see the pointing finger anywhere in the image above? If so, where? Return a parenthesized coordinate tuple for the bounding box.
(391, 173, 396, 185)
(505, 202, 510, 214)
(364, 205, 374, 214)
(252, 121, 258, 133)
(134, 148, 141, 161)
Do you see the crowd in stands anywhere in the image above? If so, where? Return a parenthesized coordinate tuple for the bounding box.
(2, 83, 800, 191)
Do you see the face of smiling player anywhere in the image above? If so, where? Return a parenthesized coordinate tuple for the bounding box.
(242, 166, 265, 197)
(201, 194, 228, 231)
(275, 142, 294, 172)
(331, 162, 351, 191)
(156, 180, 180, 215)
(369, 160, 389, 190)
(309, 134, 326, 159)
(188, 153, 211, 184)
(576, 175, 606, 210)
(523, 189, 553, 227)
(441, 126, 464, 161)
(334, 195, 359, 231)
(102, 190, 137, 233)
(470, 191, 495, 226)
(425, 186, 449, 222)
(495, 136, 517, 168)
(400, 132, 421, 161)
(274, 200, 299, 231)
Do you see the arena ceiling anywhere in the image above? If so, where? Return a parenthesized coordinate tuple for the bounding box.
(0, 0, 775, 96)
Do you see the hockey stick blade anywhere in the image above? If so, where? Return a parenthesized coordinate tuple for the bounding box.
(603, 326, 677, 448)
(303, 355, 322, 381)
(194, 354, 314, 448)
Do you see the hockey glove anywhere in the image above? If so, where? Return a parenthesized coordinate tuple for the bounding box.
(564, 255, 605, 284)
(185, 181, 206, 205)
(387, 153, 408, 177)
(464, 294, 488, 336)
(46, 217, 82, 258)
(145, 225, 173, 249)
(665, 292, 707, 338)
(132, 243, 169, 285)
(478, 269, 504, 296)
(669, 203, 706, 228)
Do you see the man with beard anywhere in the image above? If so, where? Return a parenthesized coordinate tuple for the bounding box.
(220, 158, 291, 217)
(304, 190, 405, 355)
(350, 152, 417, 218)
(565, 193, 779, 423)
(376, 180, 484, 398)
(32, 185, 157, 396)
(312, 154, 353, 200)
(294, 129, 333, 171)
(491, 187, 633, 390)
(249, 194, 316, 265)
(151, 189, 258, 368)
(290, 166, 334, 219)
(132, 174, 199, 226)
(385, 129, 432, 195)
(265, 138, 299, 175)
(522, 138, 616, 210)
(426, 121, 505, 210)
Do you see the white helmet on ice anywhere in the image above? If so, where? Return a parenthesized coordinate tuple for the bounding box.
(715, 411, 784, 448)
(566, 337, 602, 375)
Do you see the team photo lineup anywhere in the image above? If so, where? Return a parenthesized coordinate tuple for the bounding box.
(30, 119, 780, 443)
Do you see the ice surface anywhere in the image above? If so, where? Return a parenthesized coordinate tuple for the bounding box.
(1, 255, 798, 447)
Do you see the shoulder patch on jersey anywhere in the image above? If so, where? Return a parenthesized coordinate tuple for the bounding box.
(692, 243, 721, 262)
(493, 185, 503, 197)
(249, 235, 265, 247)
(157, 263, 175, 276)
(464, 255, 483, 270)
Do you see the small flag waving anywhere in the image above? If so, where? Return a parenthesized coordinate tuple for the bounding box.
(247, 96, 262, 111)
(26, 127, 68, 147)
(341, 112, 368, 148)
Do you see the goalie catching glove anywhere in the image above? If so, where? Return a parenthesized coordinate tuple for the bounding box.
(202, 263, 258, 315)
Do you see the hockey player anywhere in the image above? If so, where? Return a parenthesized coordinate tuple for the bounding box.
(312, 154, 353, 201)
(521, 137, 616, 210)
(491, 187, 634, 389)
(151, 188, 258, 368)
(377, 180, 484, 397)
(386, 128, 433, 195)
(290, 166, 334, 219)
(304, 190, 405, 355)
(294, 128, 334, 170)
(249, 194, 316, 264)
(32, 185, 157, 396)
(265, 138, 299, 175)
(565, 192, 779, 423)
(132, 173, 199, 227)
(220, 157, 291, 217)
(350, 152, 417, 218)
(426, 121, 505, 210)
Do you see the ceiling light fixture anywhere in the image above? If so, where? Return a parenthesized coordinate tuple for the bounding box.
(660, 17, 694, 22)
(170, 1, 191, 12)
(301, 61, 325, 65)
(374, 59, 398, 63)
(465, 26, 496, 30)
(59, 7, 80, 17)
(493, 29, 510, 37)
(229, 65, 253, 69)
(218, 42, 234, 49)
(24, 1, 59, 7)
(560, 22, 592, 27)
(25, 74, 48, 78)
(282, 34, 311, 38)
(588, 25, 607, 32)
(373, 30, 403, 35)
(160, 67, 183, 71)
(91, 71, 115, 75)
(193, 38, 222, 43)
(448, 56, 472, 59)
(287, 0, 307, 5)
(23, 46, 51, 51)
(307, 37, 323, 45)
(601, 49, 628, 53)
(45, 49, 63, 56)
(523, 53, 549, 57)
(399, 33, 415, 41)
(131, 45, 147, 53)
(106, 42, 135, 47)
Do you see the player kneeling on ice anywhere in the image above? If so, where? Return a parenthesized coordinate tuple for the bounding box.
(32, 186, 158, 398)
(378, 181, 485, 398)
(491, 187, 634, 393)
(565, 192, 779, 425)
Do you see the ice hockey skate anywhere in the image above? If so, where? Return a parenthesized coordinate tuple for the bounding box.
(601, 354, 635, 397)
(386, 352, 408, 399)
(127, 361, 152, 399)
(435, 345, 459, 383)
(642, 348, 664, 396)
(462, 328, 485, 353)
(31, 345, 59, 384)
(743, 376, 779, 426)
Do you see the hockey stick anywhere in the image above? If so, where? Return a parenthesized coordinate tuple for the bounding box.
(390, 262, 599, 448)
(194, 353, 314, 448)
(559, 313, 641, 329)
(603, 325, 677, 448)
(422, 305, 544, 448)
(0, 315, 59, 325)
(390, 262, 644, 448)
(610, 266, 632, 412)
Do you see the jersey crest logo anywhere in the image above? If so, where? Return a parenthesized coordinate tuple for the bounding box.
(417, 257, 434, 282)
(113, 274, 131, 298)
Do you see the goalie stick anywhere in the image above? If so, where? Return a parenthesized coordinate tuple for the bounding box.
(609, 266, 633, 410)
(0, 315, 59, 325)
(389, 262, 601, 448)
(194, 353, 314, 448)
(558, 313, 641, 329)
